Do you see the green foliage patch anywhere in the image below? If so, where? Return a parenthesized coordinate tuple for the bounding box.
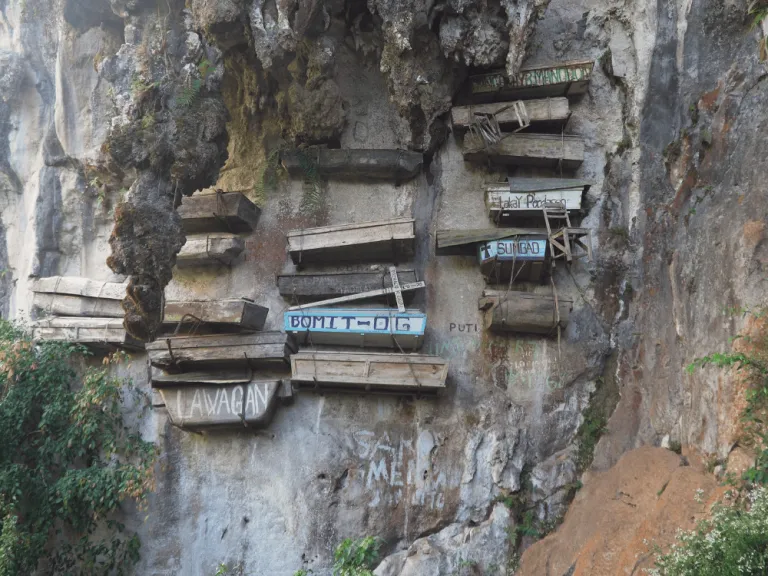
(292, 537, 380, 576)
(0, 321, 156, 575)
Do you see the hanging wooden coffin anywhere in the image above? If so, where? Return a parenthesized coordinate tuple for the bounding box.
(175, 234, 244, 267)
(479, 291, 572, 335)
(436, 227, 544, 256)
(477, 236, 548, 283)
(146, 332, 296, 370)
(163, 298, 268, 331)
(486, 178, 590, 224)
(284, 308, 426, 349)
(277, 269, 419, 303)
(470, 60, 594, 102)
(287, 218, 415, 266)
(451, 97, 571, 132)
(159, 380, 281, 429)
(463, 133, 584, 170)
(281, 149, 423, 180)
(31, 276, 126, 318)
(291, 351, 448, 395)
(177, 192, 261, 234)
(32, 317, 143, 350)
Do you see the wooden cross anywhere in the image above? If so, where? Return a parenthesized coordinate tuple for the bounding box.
(287, 267, 425, 311)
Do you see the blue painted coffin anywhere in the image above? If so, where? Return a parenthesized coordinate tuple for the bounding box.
(477, 235, 548, 283)
(284, 308, 426, 349)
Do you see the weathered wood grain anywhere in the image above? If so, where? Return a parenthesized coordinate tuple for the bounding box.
(291, 351, 447, 395)
(281, 149, 423, 180)
(146, 332, 295, 370)
(451, 97, 570, 130)
(151, 367, 254, 387)
(163, 299, 268, 330)
(470, 60, 594, 102)
(32, 317, 143, 349)
(287, 218, 415, 266)
(478, 291, 572, 335)
(32, 293, 124, 318)
(175, 234, 245, 267)
(463, 133, 584, 170)
(160, 380, 280, 428)
(436, 227, 545, 255)
(31, 276, 126, 300)
(277, 269, 419, 303)
(177, 192, 261, 234)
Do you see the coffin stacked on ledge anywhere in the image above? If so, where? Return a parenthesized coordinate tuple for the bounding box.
(174, 191, 260, 268)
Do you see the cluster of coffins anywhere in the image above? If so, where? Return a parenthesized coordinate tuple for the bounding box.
(441, 60, 596, 336)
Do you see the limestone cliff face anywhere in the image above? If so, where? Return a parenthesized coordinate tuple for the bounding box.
(0, 0, 766, 574)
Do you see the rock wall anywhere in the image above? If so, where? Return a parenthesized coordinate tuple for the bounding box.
(0, 0, 766, 574)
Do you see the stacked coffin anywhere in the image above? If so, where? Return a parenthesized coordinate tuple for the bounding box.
(30, 276, 142, 349)
(454, 60, 594, 169)
(278, 155, 447, 395)
(147, 298, 295, 430)
(175, 191, 260, 267)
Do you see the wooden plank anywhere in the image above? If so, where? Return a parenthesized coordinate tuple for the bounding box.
(469, 60, 594, 102)
(284, 308, 426, 350)
(278, 269, 419, 302)
(451, 97, 570, 131)
(287, 218, 415, 266)
(291, 351, 447, 395)
(151, 367, 254, 387)
(146, 332, 296, 370)
(505, 177, 592, 194)
(463, 133, 584, 170)
(281, 149, 423, 180)
(32, 293, 124, 318)
(32, 317, 143, 349)
(175, 234, 244, 267)
(479, 291, 572, 335)
(160, 380, 280, 428)
(163, 299, 268, 330)
(436, 227, 545, 255)
(30, 276, 126, 300)
(177, 192, 261, 234)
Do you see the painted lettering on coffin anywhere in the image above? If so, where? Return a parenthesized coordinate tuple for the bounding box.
(478, 238, 547, 264)
(284, 309, 426, 335)
(488, 189, 583, 213)
(176, 382, 273, 421)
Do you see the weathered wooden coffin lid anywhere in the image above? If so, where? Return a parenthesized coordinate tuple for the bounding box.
(32, 317, 143, 349)
(436, 228, 545, 255)
(146, 332, 297, 370)
(159, 380, 281, 429)
(31, 276, 126, 300)
(177, 192, 261, 234)
(287, 218, 415, 265)
(151, 367, 254, 387)
(479, 291, 573, 335)
(291, 351, 448, 395)
(451, 97, 571, 131)
(463, 133, 585, 170)
(469, 60, 595, 101)
(285, 308, 426, 350)
(32, 293, 124, 318)
(277, 269, 419, 302)
(281, 149, 423, 180)
(163, 298, 268, 331)
(504, 177, 591, 195)
(175, 234, 245, 267)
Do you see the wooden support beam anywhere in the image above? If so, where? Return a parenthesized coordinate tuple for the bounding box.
(291, 351, 448, 395)
(163, 298, 268, 331)
(469, 60, 594, 102)
(175, 234, 244, 267)
(32, 317, 143, 350)
(281, 149, 423, 180)
(463, 133, 584, 170)
(146, 332, 296, 370)
(451, 97, 571, 131)
(177, 192, 261, 234)
(287, 218, 415, 266)
(159, 380, 281, 429)
(278, 269, 419, 303)
(479, 291, 572, 335)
